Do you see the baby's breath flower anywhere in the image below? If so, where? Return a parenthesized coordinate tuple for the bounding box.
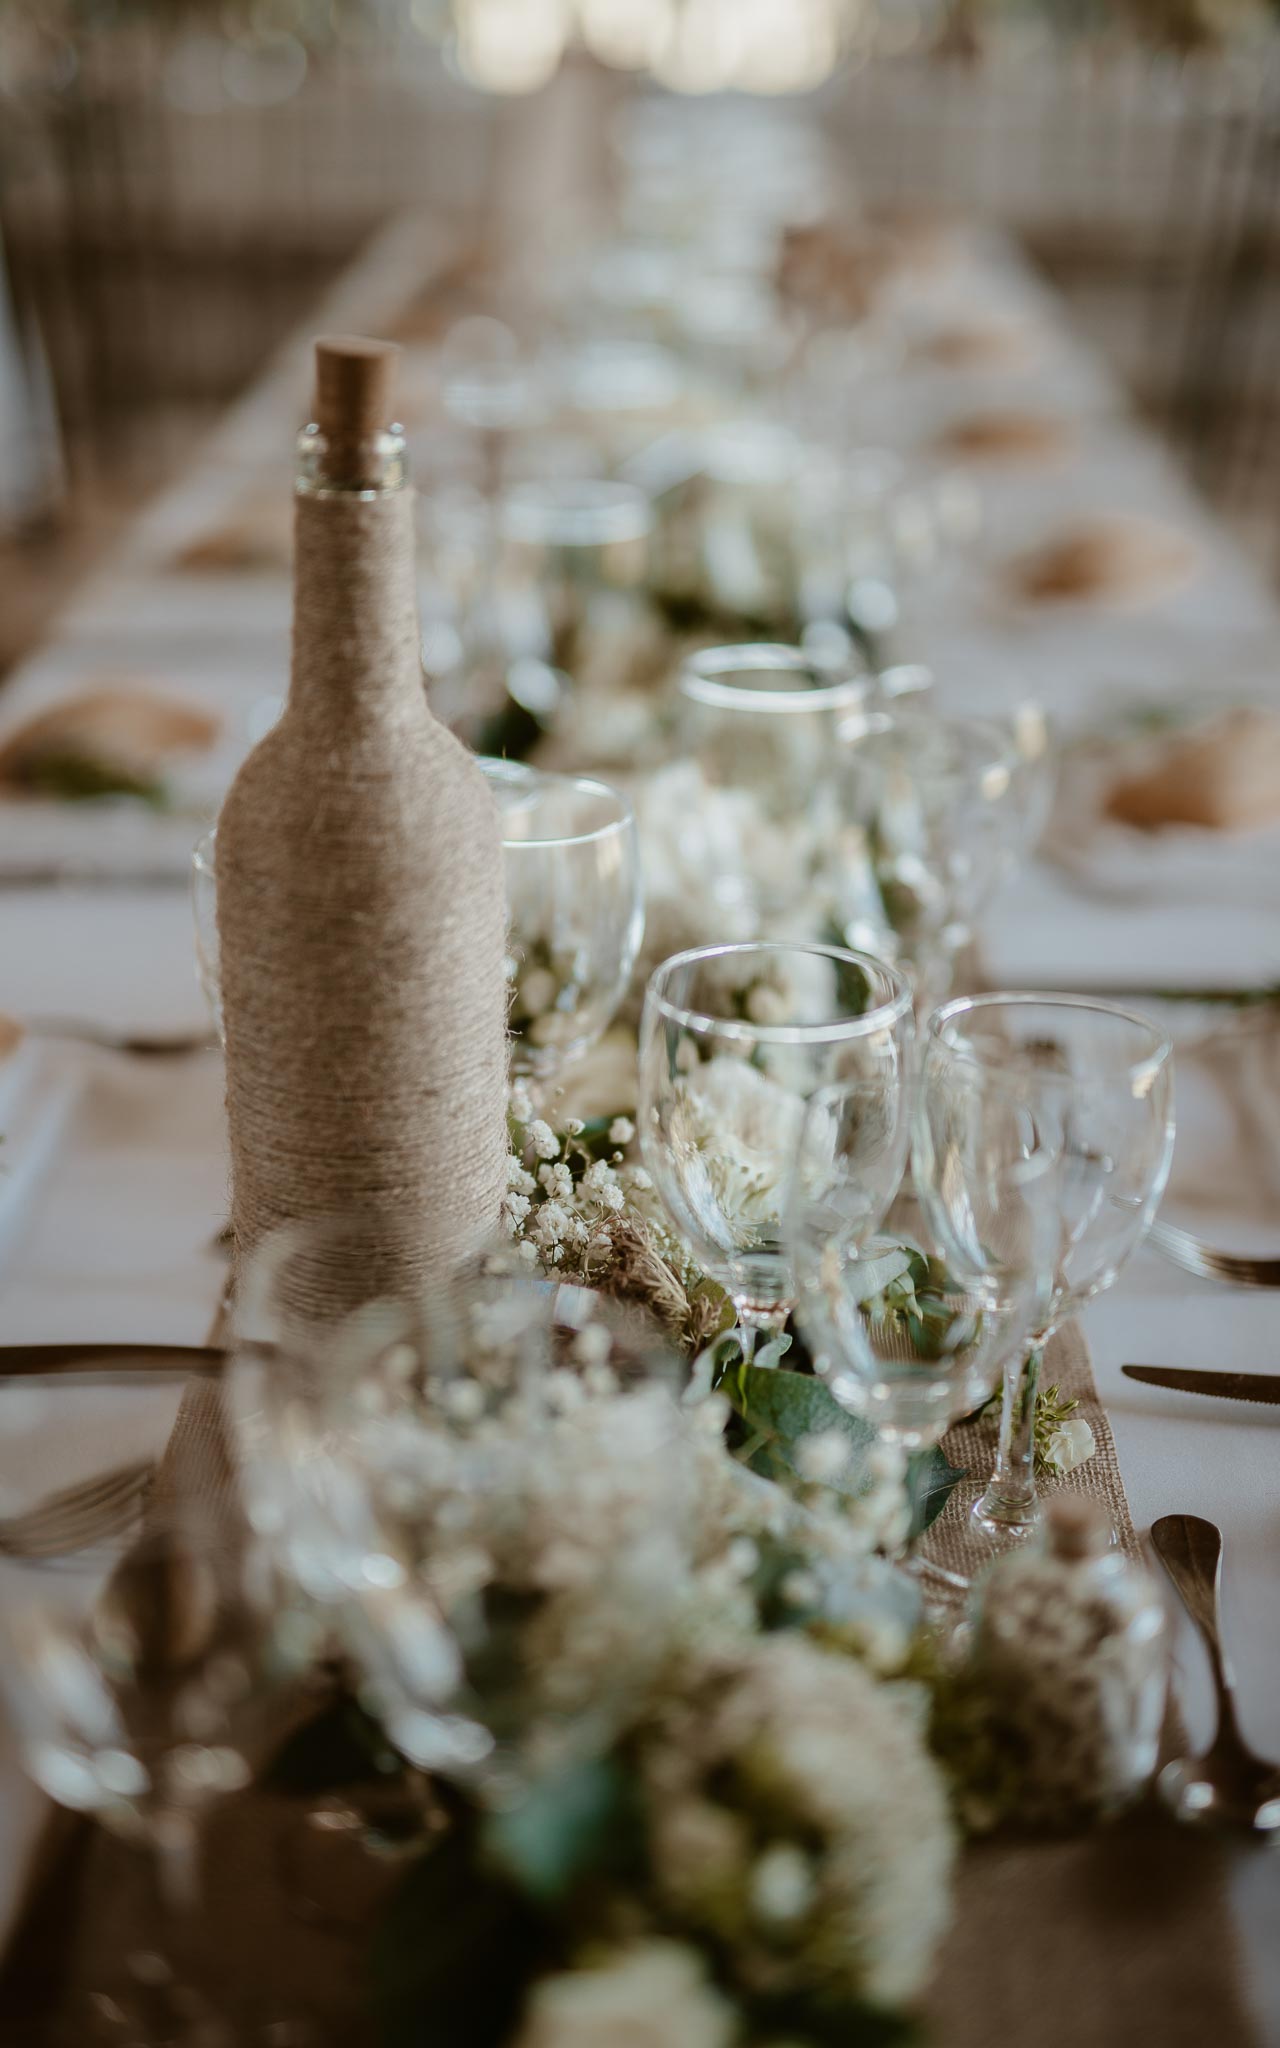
(506, 1156, 536, 1195)
(527, 1119, 559, 1162)
(509, 1079, 535, 1123)
(564, 1117, 585, 1137)
(796, 1429, 851, 1484)
(538, 1161, 574, 1201)
(609, 1116, 635, 1145)
(780, 1567, 822, 1609)
(535, 1201, 572, 1247)
(750, 1843, 816, 1924)
(571, 1324, 613, 1367)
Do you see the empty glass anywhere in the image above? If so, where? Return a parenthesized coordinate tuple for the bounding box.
(789, 1076, 1049, 1575)
(638, 940, 913, 1351)
(676, 642, 873, 938)
(481, 762, 644, 1097)
(0, 1496, 281, 2042)
(917, 994, 1175, 1542)
(839, 707, 1021, 1013)
(497, 477, 653, 700)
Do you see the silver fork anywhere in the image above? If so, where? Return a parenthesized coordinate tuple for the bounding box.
(0, 1459, 155, 1561)
(1148, 1218, 1280, 1290)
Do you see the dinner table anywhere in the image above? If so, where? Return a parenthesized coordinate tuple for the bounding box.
(0, 103, 1278, 2043)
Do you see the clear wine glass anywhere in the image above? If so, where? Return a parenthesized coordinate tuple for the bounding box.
(230, 1213, 522, 1781)
(788, 1075, 1050, 1586)
(479, 760, 644, 1104)
(0, 1495, 283, 2044)
(497, 477, 653, 698)
(232, 1217, 690, 1792)
(638, 940, 913, 1354)
(916, 993, 1175, 1545)
(676, 641, 871, 936)
(839, 706, 1022, 1015)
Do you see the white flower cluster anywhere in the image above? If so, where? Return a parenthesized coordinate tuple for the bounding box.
(502, 1109, 638, 1279)
(643, 1632, 957, 2013)
(514, 1943, 733, 2048)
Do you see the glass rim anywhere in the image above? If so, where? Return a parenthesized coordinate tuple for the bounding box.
(500, 477, 652, 547)
(644, 941, 913, 1045)
(679, 642, 867, 717)
(926, 990, 1174, 1084)
(486, 767, 636, 851)
(840, 703, 1017, 760)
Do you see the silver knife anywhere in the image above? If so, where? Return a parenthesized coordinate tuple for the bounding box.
(1123, 1364, 1280, 1406)
(0, 1343, 227, 1377)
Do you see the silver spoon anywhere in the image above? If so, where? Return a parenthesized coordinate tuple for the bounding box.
(1150, 1513, 1280, 1832)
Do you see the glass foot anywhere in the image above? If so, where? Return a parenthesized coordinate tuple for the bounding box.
(969, 1485, 1042, 1547)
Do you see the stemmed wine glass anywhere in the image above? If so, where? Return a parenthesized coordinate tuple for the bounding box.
(638, 940, 913, 1355)
(675, 642, 872, 939)
(788, 1074, 1052, 1585)
(916, 993, 1175, 1545)
(480, 760, 644, 1103)
(839, 706, 1022, 1015)
(232, 1216, 691, 1791)
(0, 1491, 285, 2044)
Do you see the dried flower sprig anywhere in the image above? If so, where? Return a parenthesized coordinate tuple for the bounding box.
(503, 1086, 733, 1358)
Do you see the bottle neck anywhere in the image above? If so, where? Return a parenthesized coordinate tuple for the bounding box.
(295, 420, 407, 498)
(288, 469, 423, 731)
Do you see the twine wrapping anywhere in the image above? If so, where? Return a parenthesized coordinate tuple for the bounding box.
(216, 484, 509, 1305)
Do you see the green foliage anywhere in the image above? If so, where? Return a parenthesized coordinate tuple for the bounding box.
(746, 1989, 922, 2046)
(484, 1757, 641, 1904)
(18, 748, 170, 809)
(718, 1358, 965, 1538)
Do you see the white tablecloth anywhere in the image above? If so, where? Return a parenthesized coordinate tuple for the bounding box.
(0, 218, 1278, 2034)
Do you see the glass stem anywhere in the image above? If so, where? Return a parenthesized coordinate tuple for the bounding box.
(734, 1303, 789, 1365)
(978, 1342, 1043, 1528)
(128, 1812, 219, 2046)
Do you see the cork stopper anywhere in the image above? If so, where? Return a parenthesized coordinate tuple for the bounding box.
(312, 336, 400, 487)
(1046, 1496, 1112, 1562)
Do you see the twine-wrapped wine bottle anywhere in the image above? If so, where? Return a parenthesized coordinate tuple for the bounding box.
(216, 336, 509, 1297)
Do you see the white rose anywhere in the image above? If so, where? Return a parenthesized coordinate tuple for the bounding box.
(1045, 1417, 1095, 1474)
(513, 1944, 736, 2048)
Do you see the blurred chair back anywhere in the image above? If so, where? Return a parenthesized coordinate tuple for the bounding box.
(0, 15, 496, 508)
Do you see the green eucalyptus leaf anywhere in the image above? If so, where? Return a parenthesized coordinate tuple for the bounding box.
(752, 1331, 794, 1372)
(20, 749, 171, 810)
(907, 1444, 967, 1537)
(853, 1245, 916, 1301)
(722, 1362, 965, 1535)
(483, 1757, 639, 1904)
